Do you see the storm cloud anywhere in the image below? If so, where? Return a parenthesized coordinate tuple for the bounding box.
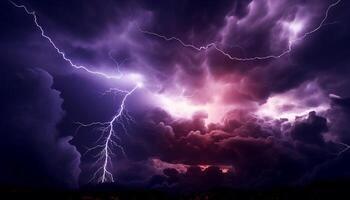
(1, 0, 350, 191)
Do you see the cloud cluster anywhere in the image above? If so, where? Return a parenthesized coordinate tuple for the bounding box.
(2, 0, 350, 190)
(120, 107, 345, 188)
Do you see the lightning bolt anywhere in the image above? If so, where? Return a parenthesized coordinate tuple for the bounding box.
(140, 0, 342, 61)
(77, 85, 138, 183)
(10, 1, 141, 183)
(108, 51, 127, 78)
(335, 142, 350, 157)
(10, 0, 344, 184)
(9, 0, 123, 80)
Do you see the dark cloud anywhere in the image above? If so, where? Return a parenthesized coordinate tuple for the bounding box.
(115, 109, 342, 188)
(290, 111, 328, 145)
(1, 0, 350, 192)
(0, 65, 80, 188)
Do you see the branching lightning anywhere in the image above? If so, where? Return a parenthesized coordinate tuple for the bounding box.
(10, 0, 346, 184)
(140, 0, 342, 61)
(335, 142, 350, 157)
(77, 85, 139, 183)
(10, 1, 141, 183)
(10, 0, 123, 80)
(108, 51, 130, 78)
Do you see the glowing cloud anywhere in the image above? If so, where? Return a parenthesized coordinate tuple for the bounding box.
(157, 94, 206, 119)
(256, 81, 331, 120)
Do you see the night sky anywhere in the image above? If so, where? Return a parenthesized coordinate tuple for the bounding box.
(1, 0, 350, 192)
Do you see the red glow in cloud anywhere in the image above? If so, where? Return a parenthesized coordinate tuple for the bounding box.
(152, 159, 232, 174)
(198, 165, 231, 173)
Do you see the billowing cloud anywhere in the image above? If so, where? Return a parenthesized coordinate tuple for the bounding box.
(0, 65, 80, 188)
(2, 0, 350, 191)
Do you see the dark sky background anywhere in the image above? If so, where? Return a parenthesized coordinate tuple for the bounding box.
(1, 0, 350, 192)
